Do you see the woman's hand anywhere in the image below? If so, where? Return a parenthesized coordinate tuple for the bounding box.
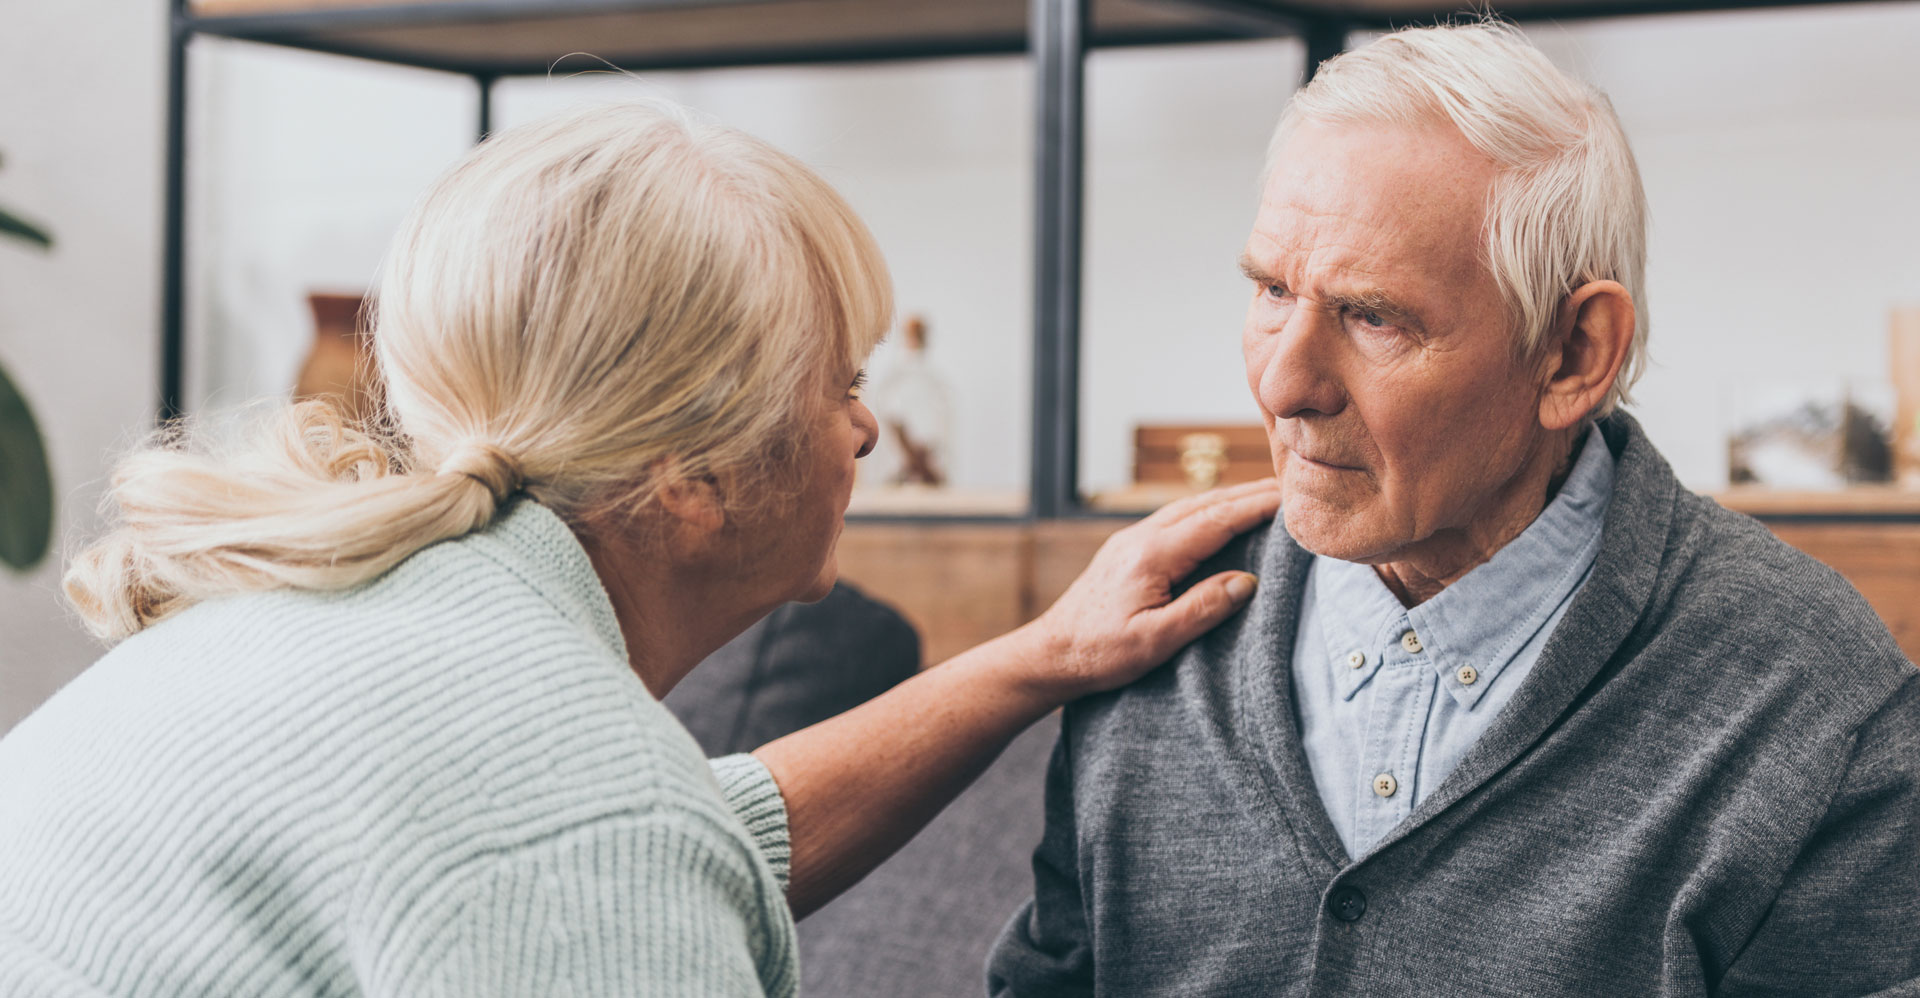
(757, 478, 1277, 917)
(1018, 478, 1279, 701)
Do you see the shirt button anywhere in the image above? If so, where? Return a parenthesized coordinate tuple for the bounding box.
(1346, 650, 1366, 669)
(1457, 665, 1478, 686)
(1329, 886, 1368, 922)
(1401, 630, 1423, 653)
(1372, 772, 1398, 798)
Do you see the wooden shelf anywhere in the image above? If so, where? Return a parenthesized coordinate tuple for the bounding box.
(1094, 484, 1920, 519)
(1085, 482, 1207, 514)
(182, 0, 1292, 76)
(846, 487, 1029, 518)
(180, 0, 1896, 77)
(1713, 486, 1920, 518)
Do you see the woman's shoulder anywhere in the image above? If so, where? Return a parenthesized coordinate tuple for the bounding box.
(29, 498, 722, 851)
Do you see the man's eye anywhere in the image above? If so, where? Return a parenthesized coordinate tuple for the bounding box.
(1265, 284, 1291, 300)
(1359, 310, 1387, 328)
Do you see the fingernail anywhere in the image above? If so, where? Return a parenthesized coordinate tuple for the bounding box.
(1227, 573, 1257, 601)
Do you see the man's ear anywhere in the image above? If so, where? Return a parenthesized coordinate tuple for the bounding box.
(1538, 279, 1636, 432)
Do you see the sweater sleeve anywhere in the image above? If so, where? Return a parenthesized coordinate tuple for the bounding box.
(1714, 672, 1920, 996)
(709, 753, 791, 894)
(374, 808, 797, 998)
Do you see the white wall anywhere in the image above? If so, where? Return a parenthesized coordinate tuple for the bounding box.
(4, 3, 1919, 730)
(1081, 40, 1303, 494)
(1076, 7, 1920, 494)
(1530, 5, 1920, 486)
(0, 0, 167, 732)
(177, 6, 1920, 502)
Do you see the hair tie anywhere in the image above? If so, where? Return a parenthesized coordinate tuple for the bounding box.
(435, 443, 524, 505)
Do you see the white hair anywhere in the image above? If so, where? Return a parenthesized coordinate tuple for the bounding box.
(1271, 21, 1649, 415)
(67, 100, 893, 641)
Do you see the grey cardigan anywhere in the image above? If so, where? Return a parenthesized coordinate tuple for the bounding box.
(988, 414, 1920, 997)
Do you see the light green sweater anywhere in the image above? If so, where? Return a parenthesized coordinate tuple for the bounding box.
(0, 500, 798, 997)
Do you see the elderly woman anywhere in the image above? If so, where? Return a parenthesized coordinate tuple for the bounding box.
(0, 103, 1269, 996)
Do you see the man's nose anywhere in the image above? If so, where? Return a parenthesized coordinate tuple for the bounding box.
(1253, 306, 1347, 420)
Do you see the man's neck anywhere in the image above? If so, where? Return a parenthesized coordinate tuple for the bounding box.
(1372, 425, 1585, 608)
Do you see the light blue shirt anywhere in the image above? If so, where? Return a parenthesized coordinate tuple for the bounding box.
(1290, 425, 1615, 859)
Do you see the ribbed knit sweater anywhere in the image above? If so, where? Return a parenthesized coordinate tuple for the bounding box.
(0, 500, 798, 997)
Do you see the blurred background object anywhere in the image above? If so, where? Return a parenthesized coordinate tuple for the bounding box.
(292, 291, 380, 424)
(1727, 384, 1894, 490)
(0, 365, 53, 573)
(1088, 421, 1266, 510)
(0, 148, 55, 574)
(1892, 306, 1920, 489)
(664, 582, 920, 754)
(868, 314, 953, 489)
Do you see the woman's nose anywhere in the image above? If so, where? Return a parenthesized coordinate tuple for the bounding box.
(852, 399, 879, 460)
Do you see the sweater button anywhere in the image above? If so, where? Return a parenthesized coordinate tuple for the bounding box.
(1330, 886, 1368, 922)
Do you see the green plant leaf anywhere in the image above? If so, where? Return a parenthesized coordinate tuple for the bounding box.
(0, 207, 53, 249)
(0, 362, 54, 571)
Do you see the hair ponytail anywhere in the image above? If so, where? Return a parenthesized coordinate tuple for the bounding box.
(65, 400, 513, 641)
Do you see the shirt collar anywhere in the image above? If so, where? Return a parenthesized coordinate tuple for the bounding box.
(1315, 424, 1616, 709)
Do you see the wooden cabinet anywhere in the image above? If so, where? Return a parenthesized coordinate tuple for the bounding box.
(840, 509, 1920, 667)
(835, 520, 1120, 664)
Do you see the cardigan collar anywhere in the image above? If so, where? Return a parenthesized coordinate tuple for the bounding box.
(1235, 411, 1680, 869)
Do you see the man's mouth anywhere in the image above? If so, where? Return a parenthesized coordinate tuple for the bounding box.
(1288, 449, 1362, 472)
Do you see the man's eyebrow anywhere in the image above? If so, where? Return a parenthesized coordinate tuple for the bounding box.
(1326, 288, 1409, 314)
(1329, 288, 1428, 334)
(1236, 256, 1426, 330)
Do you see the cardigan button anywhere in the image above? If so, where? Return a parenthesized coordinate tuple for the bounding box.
(1330, 886, 1368, 922)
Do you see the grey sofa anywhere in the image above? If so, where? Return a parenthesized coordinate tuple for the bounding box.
(663, 582, 1053, 998)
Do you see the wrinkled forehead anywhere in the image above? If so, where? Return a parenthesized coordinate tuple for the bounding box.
(1250, 118, 1497, 293)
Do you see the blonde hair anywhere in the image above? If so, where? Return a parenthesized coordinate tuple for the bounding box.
(67, 101, 892, 641)
(1270, 21, 1649, 415)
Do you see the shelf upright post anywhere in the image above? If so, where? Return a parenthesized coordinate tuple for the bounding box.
(476, 74, 495, 143)
(1029, 0, 1089, 519)
(1302, 16, 1350, 83)
(161, 0, 192, 424)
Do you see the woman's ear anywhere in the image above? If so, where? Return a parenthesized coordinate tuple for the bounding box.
(1538, 280, 1636, 432)
(655, 472, 726, 536)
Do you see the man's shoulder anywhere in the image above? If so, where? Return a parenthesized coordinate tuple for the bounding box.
(1184, 517, 1280, 586)
(1651, 490, 1911, 699)
(1066, 520, 1290, 738)
(1670, 494, 1898, 645)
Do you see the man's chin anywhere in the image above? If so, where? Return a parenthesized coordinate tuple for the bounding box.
(1280, 502, 1391, 565)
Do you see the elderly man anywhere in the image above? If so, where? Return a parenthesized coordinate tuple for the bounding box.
(988, 22, 1920, 997)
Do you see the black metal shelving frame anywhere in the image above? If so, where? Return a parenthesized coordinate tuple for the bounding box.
(160, 0, 1919, 523)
